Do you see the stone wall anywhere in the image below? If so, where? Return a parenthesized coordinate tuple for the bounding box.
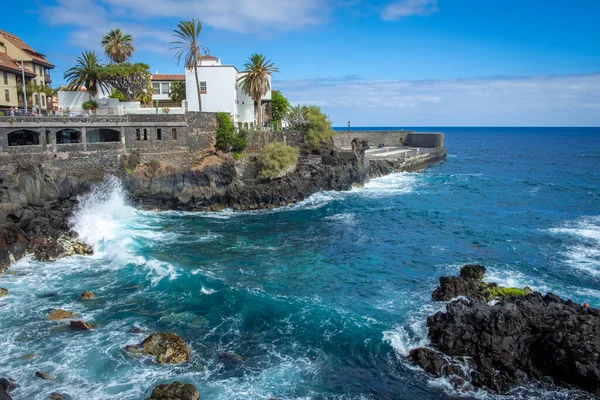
(0, 113, 218, 172)
(333, 131, 444, 149)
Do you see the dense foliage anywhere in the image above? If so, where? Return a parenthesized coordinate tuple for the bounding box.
(99, 63, 151, 102)
(215, 112, 247, 152)
(304, 105, 335, 147)
(109, 88, 126, 102)
(82, 100, 99, 110)
(257, 142, 300, 179)
(270, 90, 290, 124)
(169, 81, 186, 103)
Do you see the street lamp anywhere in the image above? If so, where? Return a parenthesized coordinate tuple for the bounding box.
(20, 60, 28, 113)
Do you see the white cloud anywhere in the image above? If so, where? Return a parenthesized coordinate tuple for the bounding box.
(382, 0, 439, 21)
(276, 73, 600, 126)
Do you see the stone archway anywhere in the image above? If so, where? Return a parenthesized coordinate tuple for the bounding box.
(7, 130, 40, 146)
(56, 129, 82, 144)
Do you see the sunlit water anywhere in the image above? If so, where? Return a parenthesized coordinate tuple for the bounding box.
(1, 128, 600, 399)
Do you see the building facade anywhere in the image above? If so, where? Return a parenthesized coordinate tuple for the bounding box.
(0, 30, 54, 113)
(151, 74, 185, 107)
(185, 55, 272, 127)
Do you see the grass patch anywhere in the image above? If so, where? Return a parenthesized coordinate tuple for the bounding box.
(485, 286, 530, 301)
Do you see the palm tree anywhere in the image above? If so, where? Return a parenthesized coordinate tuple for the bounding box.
(136, 83, 154, 107)
(63, 51, 107, 98)
(237, 53, 279, 134)
(171, 19, 208, 111)
(169, 81, 186, 103)
(102, 29, 135, 64)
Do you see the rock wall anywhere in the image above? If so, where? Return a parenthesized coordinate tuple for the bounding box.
(333, 131, 444, 149)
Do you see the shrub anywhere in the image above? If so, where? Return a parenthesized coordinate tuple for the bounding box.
(216, 112, 247, 152)
(257, 142, 300, 179)
(161, 106, 170, 114)
(304, 105, 335, 147)
(82, 100, 99, 111)
(485, 286, 531, 301)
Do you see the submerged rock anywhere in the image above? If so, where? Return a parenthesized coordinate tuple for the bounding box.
(35, 371, 56, 381)
(217, 352, 243, 367)
(125, 332, 191, 364)
(49, 393, 65, 400)
(80, 291, 95, 300)
(415, 266, 600, 395)
(70, 320, 95, 330)
(47, 309, 76, 321)
(146, 382, 199, 400)
(0, 288, 9, 298)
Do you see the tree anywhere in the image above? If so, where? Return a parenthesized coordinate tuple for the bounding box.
(270, 90, 290, 128)
(285, 104, 308, 129)
(169, 80, 186, 103)
(102, 29, 135, 64)
(171, 19, 208, 111)
(136, 83, 154, 107)
(257, 142, 300, 179)
(109, 88, 126, 102)
(304, 105, 335, 147)
(99, 62, 151, 102)
(216, 112, 247, 152)
(63, 51, 107, 98)
(237, 53, 279, 136)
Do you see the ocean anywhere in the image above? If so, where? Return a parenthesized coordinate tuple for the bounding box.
(1, 127, 600, 399)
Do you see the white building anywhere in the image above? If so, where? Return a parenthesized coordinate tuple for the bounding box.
(185, 55, 271, 127)
(151, 74, 185, 106)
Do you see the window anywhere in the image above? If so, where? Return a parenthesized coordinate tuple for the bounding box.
(34, 94, 39, 105)
(136, 129, 141, 141)
(152, 83, 160, 95)
(161, 82, 169, 95)
(42, 96, 45, 107)
(157, 128, 162, 140)
(172, 128, 177, 140)
(200, 81, 207, 94)
(3, 72, 7, 85)
(143, 129, 147, 141)
(45, 130, 50, 144)
(4, 90, 9, 102)
(32, 65, 36, 74)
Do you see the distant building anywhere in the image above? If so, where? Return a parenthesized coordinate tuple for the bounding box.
(151, 74, 185, 107)
(185, 55, 272, 126)
(0, 30, 54, 113)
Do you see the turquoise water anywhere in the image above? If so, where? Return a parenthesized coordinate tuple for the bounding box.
(1, 128, 600, 399)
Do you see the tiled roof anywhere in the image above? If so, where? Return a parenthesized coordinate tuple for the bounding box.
(151, 74, 185, 81)
(0, 30, 55, 69)
(0, 53, 36, 76)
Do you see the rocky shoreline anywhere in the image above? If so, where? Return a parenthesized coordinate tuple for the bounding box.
(408, 265, 600, 396)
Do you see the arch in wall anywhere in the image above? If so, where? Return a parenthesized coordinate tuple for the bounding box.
(56, 129, 82, 144)
(87, 129, 120, 143)
(7, 130, 40, 146)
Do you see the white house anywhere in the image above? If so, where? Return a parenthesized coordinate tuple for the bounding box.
(151, 74, 185, 106)
(185, 55, 272, 126)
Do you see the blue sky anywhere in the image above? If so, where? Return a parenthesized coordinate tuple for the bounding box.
(7, 0, 600, 126)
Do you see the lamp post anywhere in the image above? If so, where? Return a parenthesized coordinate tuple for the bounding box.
(20, 60, 28, 114)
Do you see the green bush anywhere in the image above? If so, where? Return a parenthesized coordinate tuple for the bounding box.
(304, 105, 335, 147)
(485, 286, 531, 301)
(257, 142, 300, 179)
(216, 112, 247, 152)
(82, 100, 99, 111)
(109, 88, 126, 102)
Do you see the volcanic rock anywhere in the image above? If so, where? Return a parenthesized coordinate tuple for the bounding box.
(70, 320, 95, 330)
(416, 266, 600, 395)
(0, 288, 9, 298)
(35, 371, 55, 381)
(125, 332, 191, 364)
(49, 393, 65, 400)
(47, 309, 76, 320)
(81, 291, 95, 300)
(28, 232, 92, 262)
(146, 382, 199, 400)
(217, 352, 243, 367)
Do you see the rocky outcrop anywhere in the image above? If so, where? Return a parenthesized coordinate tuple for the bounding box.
(27, 231, 92, 262)
(81, 291, 95, 300)
(123, 143, 370, 211)
(47, 309, 77, 321)
(35, 371, 55, 381)
(0, 378, 16, 400)
(0, 164, 98, 271)
(410, 266, 600, 395)
(146, 382, 200, 400)
(70, 320, 95, 330)
(125, 332, 191, 364)
(0, 288, 8, 298)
